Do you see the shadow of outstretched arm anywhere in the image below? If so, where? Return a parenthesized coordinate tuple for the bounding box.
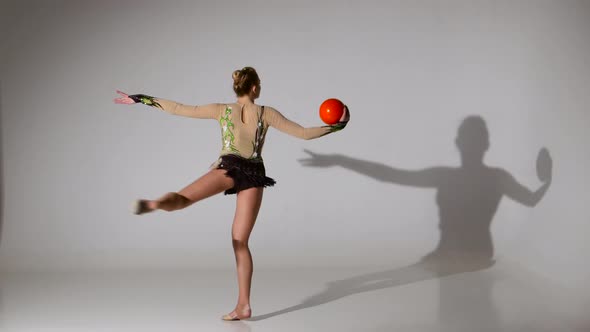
(298, 149, 449, 188)
(499, 147, 553, 207)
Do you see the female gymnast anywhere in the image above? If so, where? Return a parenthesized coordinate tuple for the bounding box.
(113, 67, 349, 321)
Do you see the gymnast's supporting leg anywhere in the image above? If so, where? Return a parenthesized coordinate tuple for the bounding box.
(222, 186, 264, 320)
(141, 169, 235, 213)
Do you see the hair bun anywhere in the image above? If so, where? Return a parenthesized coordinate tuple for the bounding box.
(231, 66, 260, 97)
(232, 69, 242, 81)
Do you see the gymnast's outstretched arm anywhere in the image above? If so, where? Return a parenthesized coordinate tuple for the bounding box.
(264, 105, 349, 140)
(114, 90, 222, 119)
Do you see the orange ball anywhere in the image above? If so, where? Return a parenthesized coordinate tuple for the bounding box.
(319, 98, 344, 125)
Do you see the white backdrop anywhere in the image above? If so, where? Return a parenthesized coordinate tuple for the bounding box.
(1, 0, 588, 291)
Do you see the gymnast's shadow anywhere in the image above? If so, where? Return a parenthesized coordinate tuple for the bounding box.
(249, 115, 552, 327)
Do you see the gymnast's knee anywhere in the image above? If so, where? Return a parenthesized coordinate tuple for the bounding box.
(232, 238, 249, 250)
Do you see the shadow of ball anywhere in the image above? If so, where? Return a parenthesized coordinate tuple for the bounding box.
(536, 147, 552, 182)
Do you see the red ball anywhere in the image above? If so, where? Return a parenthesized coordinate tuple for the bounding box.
(319, 98, 345, 125)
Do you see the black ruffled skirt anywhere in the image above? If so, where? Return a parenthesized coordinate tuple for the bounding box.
(214, 154, 277, 195)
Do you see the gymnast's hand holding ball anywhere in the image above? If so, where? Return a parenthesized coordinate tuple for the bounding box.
(297, 99, 350, 167)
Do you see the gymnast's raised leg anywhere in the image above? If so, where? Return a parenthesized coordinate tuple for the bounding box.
(133, 168, 235, 214)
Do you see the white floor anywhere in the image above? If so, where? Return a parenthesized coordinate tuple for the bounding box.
(0, 260, 587, 332)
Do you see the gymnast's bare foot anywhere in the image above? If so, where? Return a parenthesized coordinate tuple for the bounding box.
(221, 303, 252, 321)
(132, 199, 157, 215)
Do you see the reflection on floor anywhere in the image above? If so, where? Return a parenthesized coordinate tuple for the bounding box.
(0, 260, 587, 332)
